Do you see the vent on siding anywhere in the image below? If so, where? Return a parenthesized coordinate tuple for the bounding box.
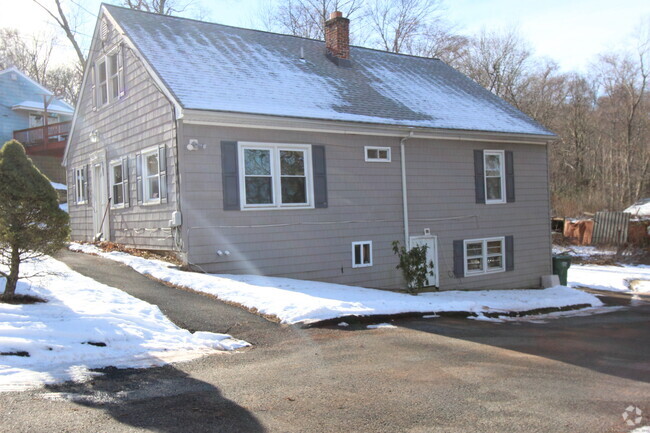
(100, 18, 109, 41)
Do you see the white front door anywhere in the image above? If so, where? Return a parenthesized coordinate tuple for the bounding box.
(92, 163, 109, 240)
(409, 235, 439, 288)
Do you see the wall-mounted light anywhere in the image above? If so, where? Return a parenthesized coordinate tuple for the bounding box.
(187, 139, 206, 151)
(89, 130, 100, 143)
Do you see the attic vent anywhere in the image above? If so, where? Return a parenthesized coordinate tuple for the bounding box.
(100, 18, 109, 41)
(10, 73, 17, 81)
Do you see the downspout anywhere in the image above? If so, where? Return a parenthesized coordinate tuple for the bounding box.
(400, 131, 413, 247)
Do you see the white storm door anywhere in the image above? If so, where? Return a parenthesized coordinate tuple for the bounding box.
(92, 164, 109, 239)
(409, 235, 439, 287)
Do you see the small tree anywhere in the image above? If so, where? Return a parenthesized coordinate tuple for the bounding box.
(392, 240, 435, 294)
(0, 140, 69, 301)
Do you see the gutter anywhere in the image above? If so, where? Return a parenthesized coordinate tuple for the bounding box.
(400, 132, 413, 247)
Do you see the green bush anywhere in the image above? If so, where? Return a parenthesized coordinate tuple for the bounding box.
(392, 240, 436, 295)
(0, 140, 69, 300)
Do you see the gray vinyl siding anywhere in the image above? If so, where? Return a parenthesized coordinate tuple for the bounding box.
(179, 124, 405, 289)
(405, 138, 551, 290)
(179, 125, 551, 290)
(66, 17, 177, 250)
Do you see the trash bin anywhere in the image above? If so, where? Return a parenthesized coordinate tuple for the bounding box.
(552, 255, 572, 286)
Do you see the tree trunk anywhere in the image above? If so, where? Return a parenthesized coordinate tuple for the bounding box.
(1, 246, 20, 300)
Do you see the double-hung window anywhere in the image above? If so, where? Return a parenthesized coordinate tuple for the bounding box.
(464, 237, 505, 276)
(93, 46, 125, 109)
(74, 167, 87, 204)
(97, 59, 108, 106)
(108, 52, 120, 100)
(239, 143, 312, 209)
(110, 159, 129, 208)
(142, 148, 160, 204)
(484, 150, 505, 204)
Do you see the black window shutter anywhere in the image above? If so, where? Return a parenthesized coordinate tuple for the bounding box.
(135, 152, 143, 205)
(505, 150, 515, 203)
(473, 150, 485, 204)
(312, 145, 328, 208)
(453, 240, 465, 278)
(505, 235, 514, 271)
(221, 141, 240, 210)
(159, 145, 168, 204)
(122, 156, 130, 208)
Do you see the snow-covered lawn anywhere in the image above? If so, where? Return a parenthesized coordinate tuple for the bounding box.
(0, 256, 249, 392)
(70, 243, 603, 325)
(569, 264, 650, 293)
(552, 245, 619, 258)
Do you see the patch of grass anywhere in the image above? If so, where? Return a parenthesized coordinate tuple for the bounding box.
(92, 241, 184, 266)
(0, 294, 46, 305)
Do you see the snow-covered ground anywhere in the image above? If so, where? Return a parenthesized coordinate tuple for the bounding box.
(552, 245, 619, 258)
(569, 264, 650, 293)
(70, 243, 603, 325)
(0, 256, 249, 392)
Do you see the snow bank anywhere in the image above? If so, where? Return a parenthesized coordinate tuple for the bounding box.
(70, 243, 603, 325)
(569, 264, 650, 293)
(0, 256, 249, 391)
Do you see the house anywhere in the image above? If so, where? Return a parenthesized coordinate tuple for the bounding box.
(64, 5, 556, 291)
(0, 67, 74, 183)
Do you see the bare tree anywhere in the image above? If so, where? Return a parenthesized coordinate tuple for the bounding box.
(122, 0, 196, 15)
(263, 0, 365, 40)
(45, 65, 83, 104)
(0, 29, 55, 84)
(458, 28, 531, 104)
(366, 0, 443, 54)
(32, 0, 86, 69)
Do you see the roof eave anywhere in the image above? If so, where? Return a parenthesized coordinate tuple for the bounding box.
(181, 109, 557, 145)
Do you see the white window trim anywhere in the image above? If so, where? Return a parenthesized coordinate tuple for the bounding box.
(364, 146, 391, 162)
(97, 57, 108, 107)
(484, 150, 506, 204)
(141, 146, 161, 205)
(74, 167, 87, 204)
(109, 159, 124, 209)
(352, 241, 373, 268)
(95, 46, 122, 108)
(238, 142, 313, 210)
(463, 237, 505, 276)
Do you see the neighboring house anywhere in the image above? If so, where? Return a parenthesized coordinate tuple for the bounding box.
(64, 5, 557, 291)
(0, 67, 74, 183)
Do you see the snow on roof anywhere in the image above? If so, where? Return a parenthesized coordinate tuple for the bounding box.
(12, 100, 74, 115)
(624, 198, 650, 217)
(105, 5, 554, 137)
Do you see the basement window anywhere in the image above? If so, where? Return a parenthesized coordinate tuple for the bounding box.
(365, 146, 391, 162)
(352, 241, 373, 268)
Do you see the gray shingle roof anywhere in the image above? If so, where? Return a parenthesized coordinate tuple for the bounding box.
(105, 4, 554, 136)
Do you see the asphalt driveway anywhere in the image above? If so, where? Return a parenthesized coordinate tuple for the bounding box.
(1, 250, 649, 433)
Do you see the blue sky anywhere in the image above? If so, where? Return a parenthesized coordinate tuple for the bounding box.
(1, 0, 649, 72)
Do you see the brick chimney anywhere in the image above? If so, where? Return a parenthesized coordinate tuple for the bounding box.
(325, 11, 350, 61)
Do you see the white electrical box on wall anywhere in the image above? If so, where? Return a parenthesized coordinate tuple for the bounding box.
(424, 228, 431, 235)
(169, 211, 182, 227)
